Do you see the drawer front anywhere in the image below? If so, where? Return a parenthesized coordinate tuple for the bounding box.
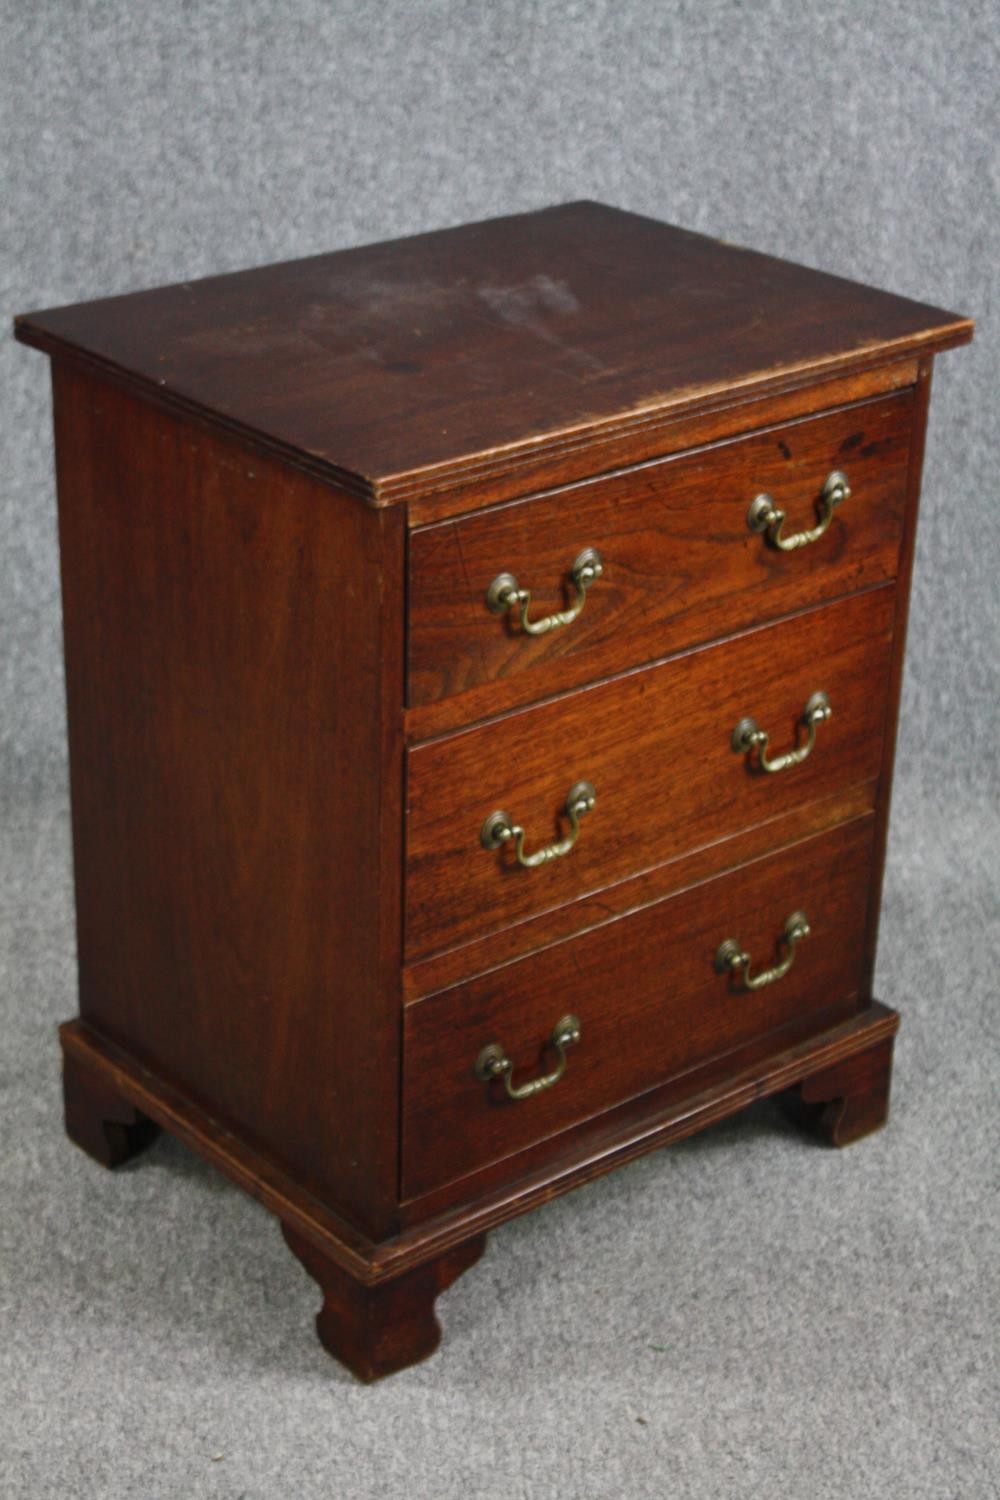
(408, 391, 913, 709)
(406, 586, 893, 962)
(402, 816, 875, 1200)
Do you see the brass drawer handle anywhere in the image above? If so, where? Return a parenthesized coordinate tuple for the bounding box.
(732, 691, 831, 773)
(486, 547, 603, 636)
(475, 1015, 581, 1101)
(748, 469, 850, 551)
(715, 911, 810, 991)
(481, 781, 596, 868)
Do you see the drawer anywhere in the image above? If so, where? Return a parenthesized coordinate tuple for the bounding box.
(407, 391, 913, 710)
(402, 816, 875, 1199)
(406, 586, 893, 962)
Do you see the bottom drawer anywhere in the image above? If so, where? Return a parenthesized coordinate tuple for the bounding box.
(402, 816, 875, 1199)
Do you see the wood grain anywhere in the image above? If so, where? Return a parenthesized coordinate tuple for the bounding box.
(404, 361, 919, 527)
(15, 202, 971, 508)
(408, 392, 913, 708)
(52, 364, 405, 1239)
(403, 780, 877, 1000)
(402, 816, 875, 1198)
(406, 586, 895, 962)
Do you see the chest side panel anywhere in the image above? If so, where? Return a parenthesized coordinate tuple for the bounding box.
(52, 363, 405, 1238)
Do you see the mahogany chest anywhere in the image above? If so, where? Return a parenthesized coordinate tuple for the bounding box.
(15, 202, 972, 1380)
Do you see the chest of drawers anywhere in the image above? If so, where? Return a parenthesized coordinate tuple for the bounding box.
(16, 202, 972, 1381)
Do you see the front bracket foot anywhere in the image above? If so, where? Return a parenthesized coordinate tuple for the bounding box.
(281, 1223, 487, 1382)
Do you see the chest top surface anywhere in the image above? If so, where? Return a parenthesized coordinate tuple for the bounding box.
(15, 200, 970, 506)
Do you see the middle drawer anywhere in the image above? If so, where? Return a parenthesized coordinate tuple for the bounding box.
(406, 586, 893, 962)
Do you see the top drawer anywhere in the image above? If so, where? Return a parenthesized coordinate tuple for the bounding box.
(408, 391, 914, 709)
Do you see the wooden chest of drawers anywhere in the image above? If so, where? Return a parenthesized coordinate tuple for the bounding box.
(16, 202, 972, 1380)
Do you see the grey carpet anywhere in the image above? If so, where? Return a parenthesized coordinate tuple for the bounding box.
(2, 1, 998, 1495)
